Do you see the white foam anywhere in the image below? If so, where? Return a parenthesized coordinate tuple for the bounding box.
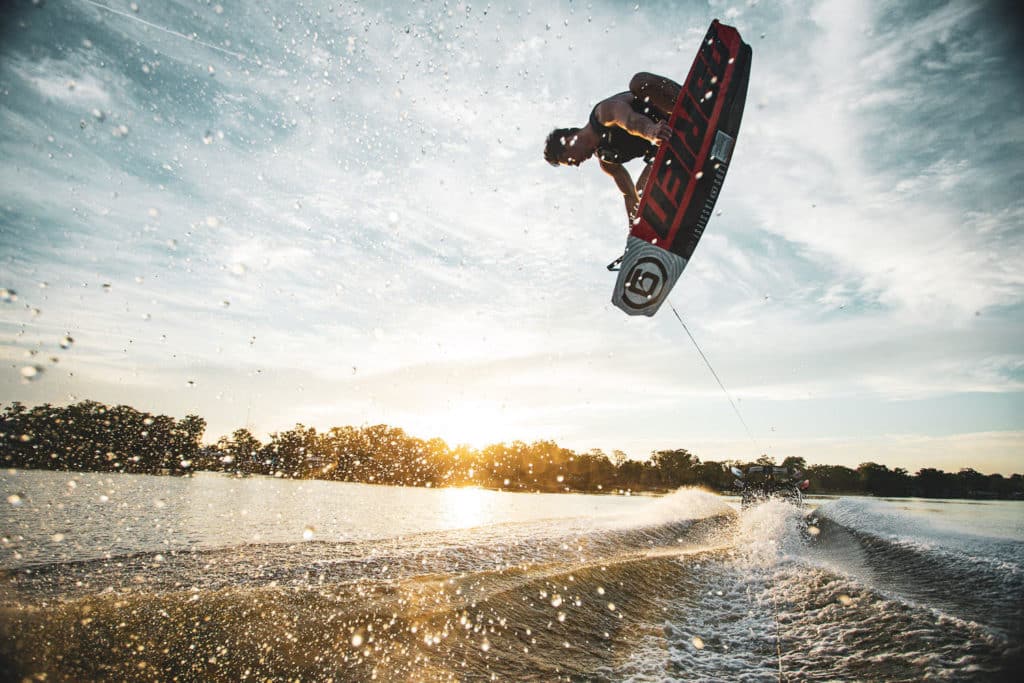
(593, 487, 734, 531)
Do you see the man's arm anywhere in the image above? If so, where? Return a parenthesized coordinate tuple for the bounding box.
(595, 99, 672, 145)
(628, 72, 682, 118)
(599, 159, 640, 222)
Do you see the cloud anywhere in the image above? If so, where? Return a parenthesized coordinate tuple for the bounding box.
(11, 59, 114, 107)
(730, 0, 1024, 320)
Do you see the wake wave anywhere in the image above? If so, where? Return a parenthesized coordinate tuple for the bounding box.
(2, 488, 735, 603)
(2, 493, 1020, 682)
(613, 497, 1023, 683)
(809, 499, 1024, 639)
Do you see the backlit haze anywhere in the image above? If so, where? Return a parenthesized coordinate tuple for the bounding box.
(1, 0, 1022, 474)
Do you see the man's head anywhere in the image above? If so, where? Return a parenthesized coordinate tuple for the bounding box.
(544, 127, 595, 167)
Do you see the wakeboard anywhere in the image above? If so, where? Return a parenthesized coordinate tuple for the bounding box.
(611, 20, 752, 316)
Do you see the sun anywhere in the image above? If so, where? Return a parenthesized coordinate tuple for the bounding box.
(428, 401, 510, 449)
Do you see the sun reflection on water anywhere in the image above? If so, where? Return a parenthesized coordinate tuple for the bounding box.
(438, 486, 494, 530)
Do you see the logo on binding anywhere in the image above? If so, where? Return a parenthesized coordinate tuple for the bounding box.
(621, 257, 668, 310)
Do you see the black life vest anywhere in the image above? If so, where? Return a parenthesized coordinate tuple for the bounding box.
(589, 92, 663, 164)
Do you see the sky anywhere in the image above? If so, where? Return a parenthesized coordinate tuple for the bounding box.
(1, 0, 1022, 475)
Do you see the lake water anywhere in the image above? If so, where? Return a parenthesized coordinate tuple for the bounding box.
(2, 470, 1022, 681)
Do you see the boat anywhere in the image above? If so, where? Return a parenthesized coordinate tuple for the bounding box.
(731, 465, 810, 508)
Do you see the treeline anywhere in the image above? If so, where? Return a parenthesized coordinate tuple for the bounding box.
(1, 401, 206, 474)
(2, 401, 1022, 499)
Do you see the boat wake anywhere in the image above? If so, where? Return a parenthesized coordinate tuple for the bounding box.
(1, 492, 1020, 681)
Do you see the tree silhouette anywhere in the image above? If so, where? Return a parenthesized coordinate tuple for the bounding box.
(2, 400, 1021, 499)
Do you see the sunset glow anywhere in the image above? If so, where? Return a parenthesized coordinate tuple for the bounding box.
(421, 402, 514, 450)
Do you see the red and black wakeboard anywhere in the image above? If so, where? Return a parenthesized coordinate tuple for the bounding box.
(612, 20, 752, 316)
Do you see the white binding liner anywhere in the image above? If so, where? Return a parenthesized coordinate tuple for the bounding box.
(611, 235, 689, 316)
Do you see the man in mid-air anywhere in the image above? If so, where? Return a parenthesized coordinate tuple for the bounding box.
(544, 72, 681, 222)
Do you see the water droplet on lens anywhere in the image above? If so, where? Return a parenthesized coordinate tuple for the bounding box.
(20, 365, 43, 382)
